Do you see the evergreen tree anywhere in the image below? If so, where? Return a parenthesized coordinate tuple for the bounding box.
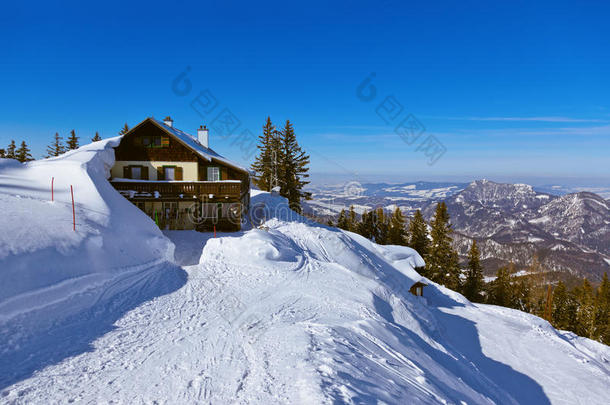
(463, 240, 485, 302)
(15, 141, 34, 162)
(337, 209, 350, 231)
(347, 205, 357, 232)
(575, 279, 596, 338)
(511, 276, 533, 312)
(66, 129, 79, 150)
(527, 254, 548, 317)
(279, 120, 310, 213)
(91, 131, 102, 142)
(408, 210, 429, 259)
(0, 148, 5, 158)
(251, 117, 276, 191)
(594, 273, 610, 343)
(371, 207, 389, 244)
(387, 207, 408, 245)
(119, 123, 130, 135)
(46, 132, 66, 157)
(6, 140, 17, 159)
(488, 264, 513, 307)
(357, 210, 375, 239)
(426, 203, 461, 290)
(552, 281, 577, 330)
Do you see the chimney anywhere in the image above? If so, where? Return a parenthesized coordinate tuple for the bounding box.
(163, 116, 173, 127)
(198, 125, 209, 148)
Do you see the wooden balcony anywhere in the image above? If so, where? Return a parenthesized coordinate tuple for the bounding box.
(110, 180, 243, 200)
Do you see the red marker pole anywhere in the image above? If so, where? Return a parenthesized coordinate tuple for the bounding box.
(51, 177, 54, 201)
(71, 185, 76, 231)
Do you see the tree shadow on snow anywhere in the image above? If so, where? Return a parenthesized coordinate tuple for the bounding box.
(0, 263, 187, 391)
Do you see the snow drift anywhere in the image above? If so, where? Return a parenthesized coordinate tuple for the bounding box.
(0, 140, 185, 387)
(1, 144, 609, 403)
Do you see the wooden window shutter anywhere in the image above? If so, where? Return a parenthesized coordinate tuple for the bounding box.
(175, 166, 183, 180)
(161, 136, 170, 147)
(157, 166, 164, 180)
(123, 166, 131, 179)
(141, 166, 149, 180)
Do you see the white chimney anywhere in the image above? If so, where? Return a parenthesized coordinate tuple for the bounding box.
(163, 116, 173, 127)
(198, 125, 209, 148)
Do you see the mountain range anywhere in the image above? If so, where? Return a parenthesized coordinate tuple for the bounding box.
(305, 180, 610, 281)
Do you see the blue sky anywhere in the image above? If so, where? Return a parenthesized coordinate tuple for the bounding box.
(1, 0, 609, 186)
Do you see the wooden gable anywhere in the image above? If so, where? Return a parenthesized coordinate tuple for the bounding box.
(114, 120, 199, 162)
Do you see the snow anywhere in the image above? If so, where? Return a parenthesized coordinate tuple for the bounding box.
(1, 147, 610, 403)
(529, 215, 551, 224)
(0, 142, 184, 386)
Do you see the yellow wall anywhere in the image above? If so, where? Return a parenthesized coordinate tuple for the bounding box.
(111, 161, 199, 181)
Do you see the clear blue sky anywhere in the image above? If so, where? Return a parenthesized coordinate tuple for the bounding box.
(2, 0, 609, 186)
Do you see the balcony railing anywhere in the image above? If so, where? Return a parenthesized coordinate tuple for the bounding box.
(110, 180, 243, 200)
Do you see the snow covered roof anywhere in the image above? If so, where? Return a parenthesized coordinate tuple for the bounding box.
(127, 117, 248, 173)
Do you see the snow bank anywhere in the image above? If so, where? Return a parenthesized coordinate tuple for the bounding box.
(0, 141, 184, 387)
(0, 138, 174, 313)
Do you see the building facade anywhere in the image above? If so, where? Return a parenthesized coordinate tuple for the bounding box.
(109, 117, 250, 231)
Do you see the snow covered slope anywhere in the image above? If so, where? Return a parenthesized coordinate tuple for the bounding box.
(0, 141, 185, 387)
(1, 148, 609, 403)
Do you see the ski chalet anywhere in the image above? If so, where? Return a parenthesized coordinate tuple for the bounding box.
(109, 116, 250, 231)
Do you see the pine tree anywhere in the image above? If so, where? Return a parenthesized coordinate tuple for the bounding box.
(46, 133, 66, 157)
(488, 264, 513, 307)
(552, 281, 573, 330)
(251, 117, 277, 191)
(408, 210, 429, 259)
(119, 123, 130, 135)
(15, 141, 34, 162)
(347, 205, 357, 232)
(91, 131, 102, 142)
(575, 278, 596, 339)
(357, 210, 375, 239)
(463, 240, 484, 302)
(66, 130, 79, 150)
(387, 207, 408, 245)
(594, 273, 610, 343)
(426, 203, 461, 289)
(511, 275, 533, 312)
(371, 207, 389, 244)
(337, 209, 350, 231)
(6, 140, 16, 159)
(279, 120, 310, 213)
(0, 148, 5, 158)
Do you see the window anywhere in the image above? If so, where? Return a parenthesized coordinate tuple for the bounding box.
(207, 166, 220, 181)
(140, 136, 168, 148)
(131, 166, 142, 180)
(164, 166, 175, 181)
